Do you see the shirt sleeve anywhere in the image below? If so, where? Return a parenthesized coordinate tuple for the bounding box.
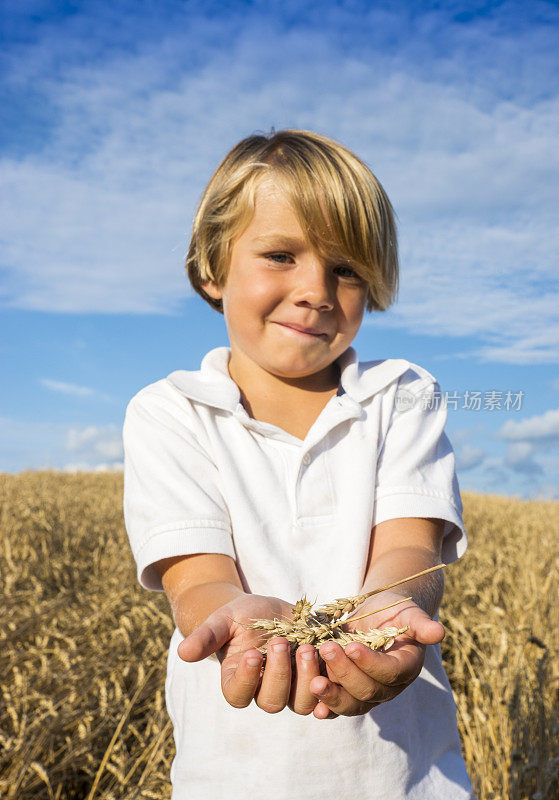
(371, 377, 467, 563)
(122, 387, 236, 591)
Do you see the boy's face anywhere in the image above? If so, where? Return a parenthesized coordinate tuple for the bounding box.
(202, 179, 369, 392)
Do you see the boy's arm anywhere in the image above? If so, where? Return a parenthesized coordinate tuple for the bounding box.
(154, 553, 245, 639)
(156, 553, 311, 715)
(307, 516, 446, 720)
(359, 516, 445, 617)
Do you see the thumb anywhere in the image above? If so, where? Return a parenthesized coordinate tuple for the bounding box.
(177, 610, 233, 662)
(405, 607, 445, 645)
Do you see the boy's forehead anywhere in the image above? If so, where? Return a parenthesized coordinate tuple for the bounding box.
(252, 178, 297, 218)
(249, 177, 331, 244)
(248, 181, 307, 237)
(254, 177, 285, 201)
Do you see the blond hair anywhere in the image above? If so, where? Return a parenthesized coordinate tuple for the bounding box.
(186, 129, 398, 313)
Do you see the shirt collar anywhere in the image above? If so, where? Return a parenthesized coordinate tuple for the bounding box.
(337, 347, 411, 403)
(166, 346, 411, 412)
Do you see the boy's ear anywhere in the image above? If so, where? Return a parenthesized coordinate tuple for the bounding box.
(201, 280, 223, 300)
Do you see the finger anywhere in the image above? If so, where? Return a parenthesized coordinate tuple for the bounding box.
(221, 649, 264, 709)
(289, 645, 321, 715)
(391, 604, 445, 646)
(177, 611, 232, 662)
(408, 615, 445, 645)
(313, 699, 339, 720)
(255, 638, 292, 714)
(316, 642, 387, 707)
(310, 675, 363, 717)
(344, 640, 425, 687)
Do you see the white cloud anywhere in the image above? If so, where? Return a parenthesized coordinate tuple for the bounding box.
(61, 461, 123, 473)
(379, 216, 559, 364)
(40, 378, 94, 397)
(0, 415, 124, 472)
(503, 441, 543, 475)
(414, 421, 558, 496)
(499, 408, 559, 443)
(455, 444, 486, 472)
(478, 456, 514, 491)
(460, 446, 559, 498)
(39, 378, 112, 401)
(491, 406, 559, 483)
(66, 424, 123, 461)
(0, 4, 558, 364)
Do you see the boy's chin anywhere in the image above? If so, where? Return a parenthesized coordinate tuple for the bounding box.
(266, 360, 340, 385)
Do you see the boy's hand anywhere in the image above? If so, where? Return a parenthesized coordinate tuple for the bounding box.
(308, 592, 445, 720)
(177, 593, 323, 716)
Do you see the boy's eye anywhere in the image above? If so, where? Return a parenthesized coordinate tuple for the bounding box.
(266, 253, 293, 264)
(264, 253, 363, 282)
(333, 264, 362, 281)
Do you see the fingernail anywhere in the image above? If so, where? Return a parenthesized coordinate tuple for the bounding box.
(246, 656, 261, 667)
(346, 647, 360, 660)
(272, 642, 288, 653)
(300, 649, 315, 661)
(317, 685, 328, 696)
(321, 646, 336, 660)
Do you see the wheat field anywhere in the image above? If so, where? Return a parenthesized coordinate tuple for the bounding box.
(1, 471, 557, 800)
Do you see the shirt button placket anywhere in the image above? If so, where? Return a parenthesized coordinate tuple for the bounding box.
(295, 452, 311, 524)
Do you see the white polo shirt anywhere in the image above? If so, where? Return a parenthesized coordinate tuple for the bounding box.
(122, 345, 474, 800)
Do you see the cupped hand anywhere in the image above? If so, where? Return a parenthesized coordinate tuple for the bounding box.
(309, 592, 445, 720)
(177, 593, 323, 716)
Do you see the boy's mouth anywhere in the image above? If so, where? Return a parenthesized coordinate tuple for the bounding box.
(273, 321, 327, 338)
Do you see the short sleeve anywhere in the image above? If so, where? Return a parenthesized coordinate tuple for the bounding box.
(122, 388, 236, 591)
(371, 378, 467, 563)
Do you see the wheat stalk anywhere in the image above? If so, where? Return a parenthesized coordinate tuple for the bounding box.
(333, 595, 412, 627)
(246, 564, 446, 663)
(313, 563, 446, 622)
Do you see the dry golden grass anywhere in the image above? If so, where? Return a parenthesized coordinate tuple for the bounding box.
(1, 471, 557, 800)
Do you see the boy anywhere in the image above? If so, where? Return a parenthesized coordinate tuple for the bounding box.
(122, 129, 475, 798)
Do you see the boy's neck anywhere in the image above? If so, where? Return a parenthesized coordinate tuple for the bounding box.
(227, 352, 342, 439)
(228, 354, 341, 398)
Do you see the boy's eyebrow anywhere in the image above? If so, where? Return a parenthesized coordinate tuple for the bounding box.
(251, 234, 307, 249)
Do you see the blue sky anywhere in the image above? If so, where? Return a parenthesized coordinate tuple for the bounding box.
(1, 0, 558, 499)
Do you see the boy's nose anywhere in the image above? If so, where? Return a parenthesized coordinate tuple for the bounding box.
(292, 262, 335, 311)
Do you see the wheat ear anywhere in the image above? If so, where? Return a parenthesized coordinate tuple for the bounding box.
(244, 564, 446, 659)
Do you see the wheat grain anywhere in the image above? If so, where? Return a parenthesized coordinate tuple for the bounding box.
(247, 586, 418, 661)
